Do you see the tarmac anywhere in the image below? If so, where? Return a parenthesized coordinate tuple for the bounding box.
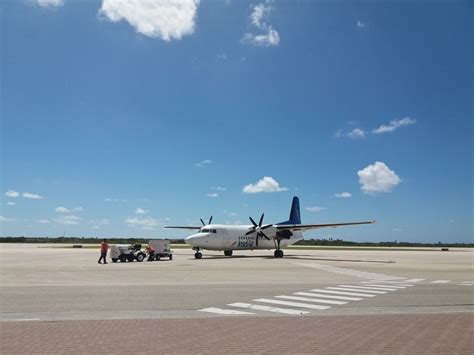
(1, 243, 473, 353)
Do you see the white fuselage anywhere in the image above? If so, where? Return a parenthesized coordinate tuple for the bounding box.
(185, 224, 303, 251)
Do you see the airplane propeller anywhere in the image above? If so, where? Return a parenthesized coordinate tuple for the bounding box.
(200, 216, 213, 226)
(245, 213, 272, 246)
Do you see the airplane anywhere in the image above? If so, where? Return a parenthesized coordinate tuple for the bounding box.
(165, 196, 375, 259)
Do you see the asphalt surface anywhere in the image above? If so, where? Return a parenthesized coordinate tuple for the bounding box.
(1, 243, 472, 353)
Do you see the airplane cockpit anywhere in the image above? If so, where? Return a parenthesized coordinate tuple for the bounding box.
(198, 228, 217, 234)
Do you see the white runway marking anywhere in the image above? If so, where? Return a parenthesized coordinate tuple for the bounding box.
(430, 280, 450, 284)
(363, 281, 414, 287)
(275, 295, 348, 305)
(329, 287, 387, 294)
(199, 307, 254, 315)
(362, 284, 407, 289)
(338, 285, 399, 292)
(229, 302, 308, 315)
(404, 278, 425, 283)
(253, 298, 330, 310)
(294, 292, 363, 301)
(310, 289, 376, 297)
(460, 281, 473, 286)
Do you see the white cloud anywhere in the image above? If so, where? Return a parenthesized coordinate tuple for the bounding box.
(35, 219, 51, 224)
(104, 198, 127, 202)
(335, 192, 352, 198)
(357, 162, 401, 195)
(91, 225, 100, 230)
(228, 212, 237, 216)
(347, 128, 366, 139)
(206, 193, 219, 198)
(195, 159, 212, 167)
(7, 202, 16, 206)
(135, 208, 149, 214)
(98, 0, 200, 41)
(372, 117, 416, 134)
(357, 20, 366, 28)
(125, 217, 159, 228)
(35, 0, 64, 8)
(55, 206, 83, 213)
(22, 192, 43, 199)
(241, 1, 280, 47)
(0, 216, 16, 223)
(305, 206, 327, 212)
(5, 190, 20, 198)
(335, 128, 365, 139)
(53, 215, 81, 225)
(242, 176, 288, 194)
(212, 186, 227, 191)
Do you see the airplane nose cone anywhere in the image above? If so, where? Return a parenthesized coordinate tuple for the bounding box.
(185, 235, 196, 246)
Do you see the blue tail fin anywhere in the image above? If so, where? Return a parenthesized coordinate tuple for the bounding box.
(278, 196, 301, 225)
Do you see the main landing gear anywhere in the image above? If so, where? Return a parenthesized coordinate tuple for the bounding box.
(274, 249, 284, 258)
(274, 238, 284, 258)
(194, 251, 202, 259)
(224, 250, 233, 257)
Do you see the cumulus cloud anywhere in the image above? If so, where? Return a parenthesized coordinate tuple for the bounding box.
(34, 0, 64, 8)
(22, 192, 43, 199)
(135, 208, 149, 214)
(241, 1, 280, 47)
(5, 190, 20, 198)
(305, 206, 327, 212)
(335, 128, 366, 139)
(357, 162, 401, 195)
(212, 186, 227, 191)
(35, 219, 51, 224)
(125, 217, 159, 228)
(98, 0, 200, 41)
(357, 20, 366, 28)
(89, 219, 110, 225)
(372, 117, 416, 134)
(206, 193, 219, 198)
(55, 206, 83, 213)
(243, 176, 288, 194)
(335, 192, 352, 198)
(54, 215, 81, 225)
(195, 159, 212, 167)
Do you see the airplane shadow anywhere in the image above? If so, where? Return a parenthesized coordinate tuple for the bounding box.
(191, 254, 395, 263)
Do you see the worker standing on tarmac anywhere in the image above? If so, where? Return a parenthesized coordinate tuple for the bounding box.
(146, 244, 155, 261)
(98, 239, 109, 264)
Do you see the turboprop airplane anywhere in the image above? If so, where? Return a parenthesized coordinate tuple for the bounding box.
(165, 196, 375, 259)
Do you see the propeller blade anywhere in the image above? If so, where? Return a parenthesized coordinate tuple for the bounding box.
(200, 218, 205, 226)
(261, 224, 273, 230)
(245, 228, 255, 236)
(208, 216, 213, 225)
(255, 234, 259, 247)
(258, 213, 264, 227)
(260, 231, 271, 240)
(249, 216, 258, 227)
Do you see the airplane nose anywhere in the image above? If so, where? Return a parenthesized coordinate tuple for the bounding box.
(185, 235, 196, 246)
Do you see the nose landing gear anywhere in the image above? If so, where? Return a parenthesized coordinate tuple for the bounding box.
(224, 250, 233, 257)
(194, 252, 202, 259)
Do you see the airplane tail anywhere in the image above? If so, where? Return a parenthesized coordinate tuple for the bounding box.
(278, 196, 301, 225)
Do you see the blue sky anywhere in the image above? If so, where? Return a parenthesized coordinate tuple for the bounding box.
(1, 0, 472, 242)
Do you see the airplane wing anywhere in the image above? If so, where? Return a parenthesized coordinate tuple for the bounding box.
(275, 221, 376, 232)
(164, 225, 201, 230)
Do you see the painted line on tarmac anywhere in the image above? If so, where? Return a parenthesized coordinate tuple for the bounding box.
(295, 292, 363, 301)
(199, 307, 254, 315)
(253, 298, 331, 310)
(430, 280, 450, 284)
(229, 302, 308, 315)
(328, 287, 387, 295)
(311, 289, 376, 297)
(361, 284, 408, 289)
(275, 295, 347, 305)
(337, 285, 399, 292)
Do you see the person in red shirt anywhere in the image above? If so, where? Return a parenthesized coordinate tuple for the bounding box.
(98, 239, 109, 264)
(146, 245, 155, 261)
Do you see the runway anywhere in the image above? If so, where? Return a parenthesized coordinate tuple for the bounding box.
(1, 243, 473, 353)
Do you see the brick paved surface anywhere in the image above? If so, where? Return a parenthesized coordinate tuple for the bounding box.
(1, 313, 473, 354)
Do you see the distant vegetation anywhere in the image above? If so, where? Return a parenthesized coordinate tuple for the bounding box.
(0, 237, 472, 247)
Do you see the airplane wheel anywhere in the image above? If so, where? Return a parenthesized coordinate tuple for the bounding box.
(224, 250, 233, 257)
(194, 252, 202, 259)
(274, 250, 284, 258)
